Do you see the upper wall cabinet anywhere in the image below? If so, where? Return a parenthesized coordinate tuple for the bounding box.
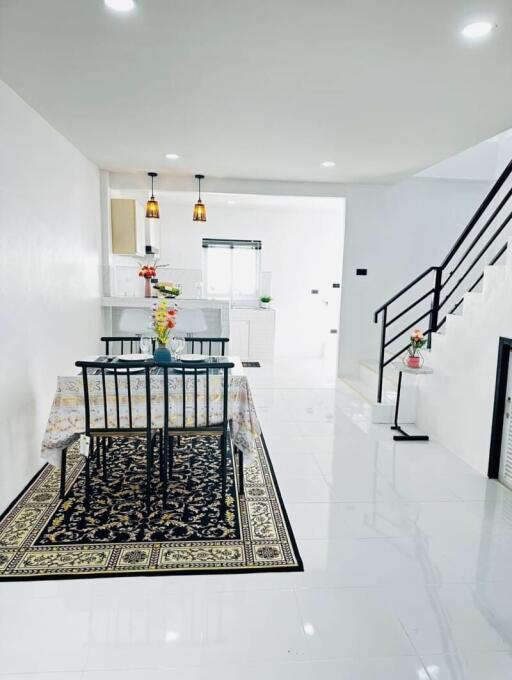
(111, 198, 145, 256)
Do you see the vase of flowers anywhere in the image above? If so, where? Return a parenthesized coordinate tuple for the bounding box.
(139, 265, 157, 298)
(152, 299, 178, 363)
(405, 328, 427, 368)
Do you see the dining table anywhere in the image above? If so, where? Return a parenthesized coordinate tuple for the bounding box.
(41, 355, 261, 468)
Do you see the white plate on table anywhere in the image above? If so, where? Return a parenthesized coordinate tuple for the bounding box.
(179, 354, 206, 363)
(117, 354, 152, 362)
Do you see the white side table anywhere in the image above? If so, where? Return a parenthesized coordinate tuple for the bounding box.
(391, 361, 433, 442)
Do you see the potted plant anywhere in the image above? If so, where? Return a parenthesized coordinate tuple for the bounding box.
(405, 328, 427, 368)
(152, 299, 178, 362)
(259, 295, 272, 309)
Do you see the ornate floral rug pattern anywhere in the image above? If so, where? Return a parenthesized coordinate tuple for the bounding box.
(0, 434, 302, 580)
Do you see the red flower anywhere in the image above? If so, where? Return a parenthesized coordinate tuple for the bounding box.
(139, 265, 156, 279)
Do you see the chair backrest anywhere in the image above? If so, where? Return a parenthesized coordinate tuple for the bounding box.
(76, 360, 153, 436)
(75, 359, 234, 436)
(184, 337, 229, 356)
(161, 360, 234, 433)
(118, 308, 152, 334)
(101, 336, 156, 356)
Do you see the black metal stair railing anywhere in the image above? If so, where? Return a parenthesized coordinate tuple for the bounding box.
(374, 158, 512, 403)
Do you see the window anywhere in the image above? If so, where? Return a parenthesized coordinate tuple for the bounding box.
(202, 238, 261, 303)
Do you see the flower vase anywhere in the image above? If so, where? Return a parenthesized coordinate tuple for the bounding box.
(406, 355, 421, 369)
(144, 278, 152, 298)
(154, 342, 172, 364)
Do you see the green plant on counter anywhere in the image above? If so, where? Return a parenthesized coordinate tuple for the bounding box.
(260, 295, 272, 303)
(154, 284, 181, 298)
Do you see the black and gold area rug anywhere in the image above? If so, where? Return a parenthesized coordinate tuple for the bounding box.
(0, 434, 302, 580)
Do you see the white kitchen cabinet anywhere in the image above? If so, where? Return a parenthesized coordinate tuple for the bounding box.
(230, 308, 275, 362)
(145, 217, 161, 253)
(230, 320, 250, 358)
(111, 198, 145, 256)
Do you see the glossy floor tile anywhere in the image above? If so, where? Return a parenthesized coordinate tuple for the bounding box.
(2, 359, 512, 679)
(296, 587, 415, 658)
(420, 651, 512, 680)
(386, 582, 512, 655)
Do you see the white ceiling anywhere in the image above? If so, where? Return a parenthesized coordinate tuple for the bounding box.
(1, 0, 512, 184)
(417, 128, 512, 181)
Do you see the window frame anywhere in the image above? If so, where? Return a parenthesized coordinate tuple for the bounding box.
(202, 238, 262, 304)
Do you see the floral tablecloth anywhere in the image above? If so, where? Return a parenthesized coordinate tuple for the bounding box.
(41, 363, 260, 467)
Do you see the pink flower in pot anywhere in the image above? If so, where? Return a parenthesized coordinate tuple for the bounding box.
(406, 328, 427, 368)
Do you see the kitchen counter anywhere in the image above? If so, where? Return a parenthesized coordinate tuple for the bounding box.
(101, 296, 229, 308)
(101, 297, 230, 337)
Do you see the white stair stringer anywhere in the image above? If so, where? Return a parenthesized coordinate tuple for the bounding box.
(416, 260, 512, 475)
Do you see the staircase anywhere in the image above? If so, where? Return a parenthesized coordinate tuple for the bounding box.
(342, 355, 417, 423)
(372, 159, 512, 422)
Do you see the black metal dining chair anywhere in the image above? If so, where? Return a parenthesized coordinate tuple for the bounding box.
(159, 360, 234, 517)
(101, 336, 156, 356)
(174, 337, 229, 451)
(74, 359, 158, 514)
(183, 337, 229, 356)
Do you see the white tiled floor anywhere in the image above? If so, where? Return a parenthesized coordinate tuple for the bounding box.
(2, 357, 512, 679)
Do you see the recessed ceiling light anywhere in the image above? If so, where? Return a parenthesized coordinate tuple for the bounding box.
(303, 623, 316, 636)
(165, 153, 180, 160)
(227, 200, 236, 205)
(461, 21, 494, 39)
(322, 161, 336, 167)
(104, 0, 135, 12)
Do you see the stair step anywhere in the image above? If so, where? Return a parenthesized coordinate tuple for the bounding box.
(483, 264, 506, 294)
(344, 353, 420, 424)
(341, 376, 396, 405)
(429, 331, 446, 349)
(463, 290, 483, 310)
(446, 313, 463, 334)
(359, 359, 395, 392)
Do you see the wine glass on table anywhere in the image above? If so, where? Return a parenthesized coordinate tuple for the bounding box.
(139, 334, 153, 356)
(170, 336, 185, 360)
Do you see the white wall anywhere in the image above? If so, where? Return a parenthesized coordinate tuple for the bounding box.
(0, 81, 102, 512)
(111, 191, 345, 358)
(339, 178, 491, 375)
(417, 264, 512, 476)
(110, 173, 491, 377)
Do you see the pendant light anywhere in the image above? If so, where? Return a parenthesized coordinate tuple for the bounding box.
(145, 172, 160, 219)
(193, 174, 207, 222)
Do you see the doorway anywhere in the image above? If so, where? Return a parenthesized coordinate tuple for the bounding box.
(488, 337, 512, 487)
